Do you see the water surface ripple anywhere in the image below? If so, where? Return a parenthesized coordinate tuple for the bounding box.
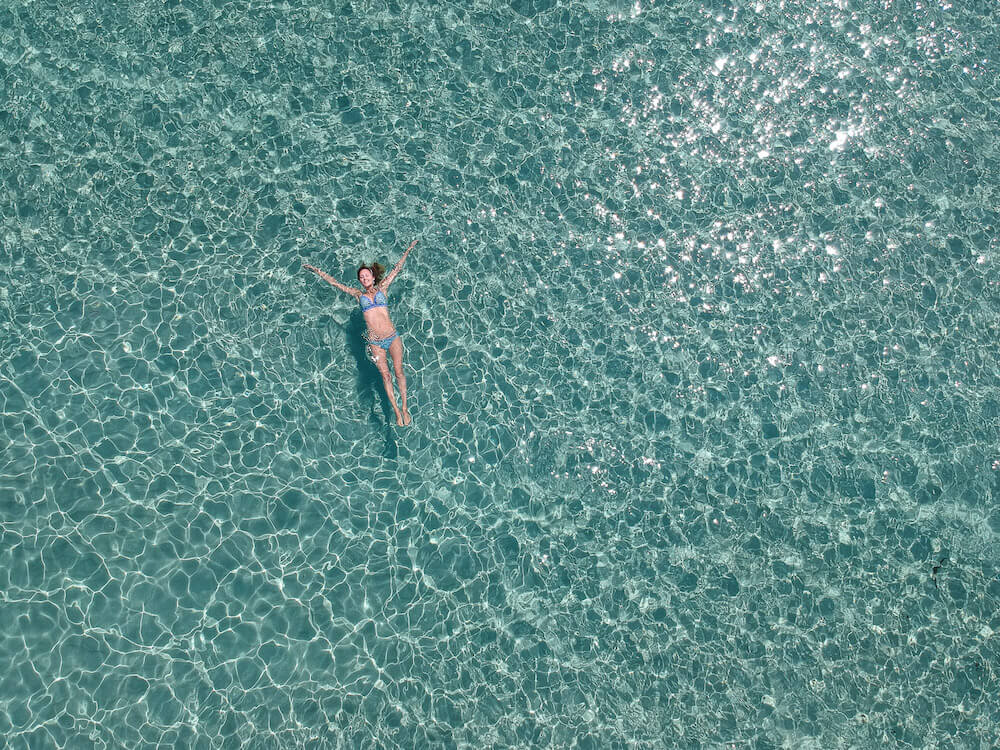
(2, 0, 999, 747)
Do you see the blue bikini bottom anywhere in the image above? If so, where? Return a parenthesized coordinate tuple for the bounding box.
(365, 332, 399, 351)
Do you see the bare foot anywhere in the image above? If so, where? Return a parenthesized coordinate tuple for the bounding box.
(402, 409, 411, 426)
(394, 410, 404, 426)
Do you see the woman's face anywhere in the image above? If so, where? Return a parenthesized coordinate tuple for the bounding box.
(358, 268, 374, 288)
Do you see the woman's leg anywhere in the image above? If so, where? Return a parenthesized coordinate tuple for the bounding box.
(370, 344, 403, 425)
(387, 337, 409, 425)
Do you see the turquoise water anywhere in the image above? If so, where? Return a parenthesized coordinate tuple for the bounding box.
(2, 0, 999, 746)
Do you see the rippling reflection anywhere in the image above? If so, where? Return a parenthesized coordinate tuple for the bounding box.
(1, 0, 998, 747)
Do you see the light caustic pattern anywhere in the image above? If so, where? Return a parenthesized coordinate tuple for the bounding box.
(1, 0, 999, 747)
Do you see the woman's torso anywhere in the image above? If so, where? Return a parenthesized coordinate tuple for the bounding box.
(360, 287, 395, 338)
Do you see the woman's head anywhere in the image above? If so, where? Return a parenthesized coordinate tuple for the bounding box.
(357, 262, 386, 289)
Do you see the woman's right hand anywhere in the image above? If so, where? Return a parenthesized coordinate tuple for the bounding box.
(303, 264, 317, 273)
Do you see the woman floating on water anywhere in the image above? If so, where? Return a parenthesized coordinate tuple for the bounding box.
(304, 239, 417, 426)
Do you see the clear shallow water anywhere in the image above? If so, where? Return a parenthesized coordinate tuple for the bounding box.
(2, 0, 999, 746)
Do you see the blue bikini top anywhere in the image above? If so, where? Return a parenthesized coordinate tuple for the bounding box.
(359, 289, 388, 312)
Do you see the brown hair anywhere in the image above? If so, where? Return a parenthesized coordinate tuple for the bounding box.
(357, 262, 386, 285)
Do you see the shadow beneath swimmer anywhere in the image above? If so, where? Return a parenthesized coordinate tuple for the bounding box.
(340, 311, 399, 459)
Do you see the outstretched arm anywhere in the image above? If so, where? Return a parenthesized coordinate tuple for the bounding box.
(380, 240, 418, 290)
(303, 264, 360, 298)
